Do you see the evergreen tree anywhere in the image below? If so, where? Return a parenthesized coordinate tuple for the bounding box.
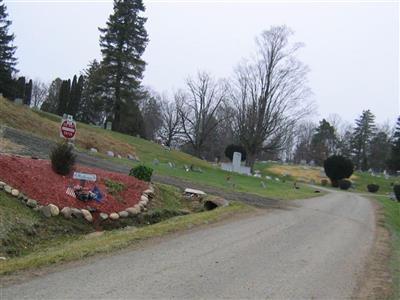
(368, 131, 391, 172)
(388, 116, 400, 173)
(15, 76, 25, 99)
(57, 79, 71, 116)
(66, 75, 83, 117)
(77, 60, 108, 124)
(351, 110, 376, 171)
(41, 78, 62, 114)
(99, 0, 148, 135)
(66, 75, 77, 115)
(0, 0, 17, 99)
(310, 119, 337, 165)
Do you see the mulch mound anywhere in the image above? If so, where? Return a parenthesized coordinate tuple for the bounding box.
(0, 154, 148, 214)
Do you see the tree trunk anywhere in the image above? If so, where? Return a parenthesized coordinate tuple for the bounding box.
(246, 151, 257, 173)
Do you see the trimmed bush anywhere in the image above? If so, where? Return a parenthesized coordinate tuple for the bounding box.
(321, 179, 328, 186)
(339, 179, 352, 190)
(367, 184, 379, 193)
(50, 141, 76, 175)
(129, 165, 153, 182)
(224, 144, 246, 161)
(324, 155, 354, 187)
(394, 184, 400, 201)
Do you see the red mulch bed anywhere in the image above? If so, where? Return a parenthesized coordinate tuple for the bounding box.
(0, 154, 148, 214)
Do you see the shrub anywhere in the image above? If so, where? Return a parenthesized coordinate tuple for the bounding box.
(393, 184, 400, 201)
(129, 165, 153, 182)
(50, 141, 76, 175)
(224, 144, 246, 161)
(339, 179, 352, 190)
(324, 155, 354, 187)
(321, 179, 328, 186)
(367, 184, 379, 193)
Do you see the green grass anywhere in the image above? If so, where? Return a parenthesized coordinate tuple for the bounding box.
(0, 192, 93, 258)
(374, 195, 400, 299)
(352, 172, 399, 194)
(0, 201, 252, 275)
(1, 98, 319, 201)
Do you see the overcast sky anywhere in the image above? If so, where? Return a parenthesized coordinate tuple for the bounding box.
(5, 0, 399, 125)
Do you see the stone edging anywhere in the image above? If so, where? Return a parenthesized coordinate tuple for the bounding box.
(0, 181, 154, 223)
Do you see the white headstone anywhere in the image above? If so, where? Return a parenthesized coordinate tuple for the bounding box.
(232, 152, 242, 171)
(106, 121, 112, 130)
(14, 98, 23, 105)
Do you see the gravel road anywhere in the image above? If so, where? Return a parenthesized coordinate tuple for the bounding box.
(1, 191, 375, 299)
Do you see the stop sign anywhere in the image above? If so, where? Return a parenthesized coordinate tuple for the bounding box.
(60, 119, 76, 140)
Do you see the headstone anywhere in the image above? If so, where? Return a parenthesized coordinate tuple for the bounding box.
(153, 159, 159, 165)
(106, 121, 112, 131)
(232, 152, 242, 172)
(300, 159, 306, 165)
(260, 181, 266, 189)
(14, 98, 23, 105)
(168, 162, 174, 168)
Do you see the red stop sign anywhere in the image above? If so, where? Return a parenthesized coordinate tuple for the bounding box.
(60, 120, 76, 139)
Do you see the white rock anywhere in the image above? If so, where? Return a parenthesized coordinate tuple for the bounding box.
(26, 199, 37, 208)
(99, 213, 108, 220)
(117, 154, 122, 159)
(90, 148, 98, 153)
(118, 211, 129, 218)
(184, 188, 206, 196)
(0, 181, 5, 189)
(109, 212, 119, 220)
(106, 151, 114, 157)
(41, 206, 52, 218)
(48, 204, 59, 216)
(4, 185, 12, 194)
(143, 189, 154, 197)
(11, 189, 20, 197)
(140, 195, 149, 202)
(71, 208, 83, 219)
(61, 207, 72, 219)
(81, 209, 93, 222)
(126, 207, 140, 216)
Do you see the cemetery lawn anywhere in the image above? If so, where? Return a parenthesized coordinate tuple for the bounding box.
(1, 98, 319, 201)
(255, 161, 398, 195)
(373, 195, 400, 299)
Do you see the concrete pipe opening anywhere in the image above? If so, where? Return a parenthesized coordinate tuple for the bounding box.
(204, 200, 218, 211)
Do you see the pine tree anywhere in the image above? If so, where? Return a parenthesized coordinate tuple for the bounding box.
(0, 0, 17, 99)
(388, 116, 400, 173)
(41, 78, 62, 114)
(57, 79, 71, 116)
(77, 60, 108, 124)
(99, 0, 148, 135)
(351, 110, 376, 171)
(310, 119, 337, 165)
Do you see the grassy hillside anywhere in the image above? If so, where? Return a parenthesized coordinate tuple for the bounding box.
(0, 97, 317, 200)
(256, 161, 399, 194)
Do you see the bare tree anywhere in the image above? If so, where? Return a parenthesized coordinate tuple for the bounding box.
(157, 91, 183, 147)
(179, 71, 229, 157)
(31, 79, 48, 109)
(232, 26, 314, 170)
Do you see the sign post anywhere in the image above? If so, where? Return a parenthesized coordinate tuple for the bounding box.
(60, 115, 76, 140)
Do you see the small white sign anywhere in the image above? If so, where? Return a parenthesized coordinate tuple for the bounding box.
(73, 172, 97, 182)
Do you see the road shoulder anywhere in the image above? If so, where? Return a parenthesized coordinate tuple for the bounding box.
(353, 198, 392, 299)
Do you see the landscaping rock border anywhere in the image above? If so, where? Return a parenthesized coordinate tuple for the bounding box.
(0, 180, 154, 224)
